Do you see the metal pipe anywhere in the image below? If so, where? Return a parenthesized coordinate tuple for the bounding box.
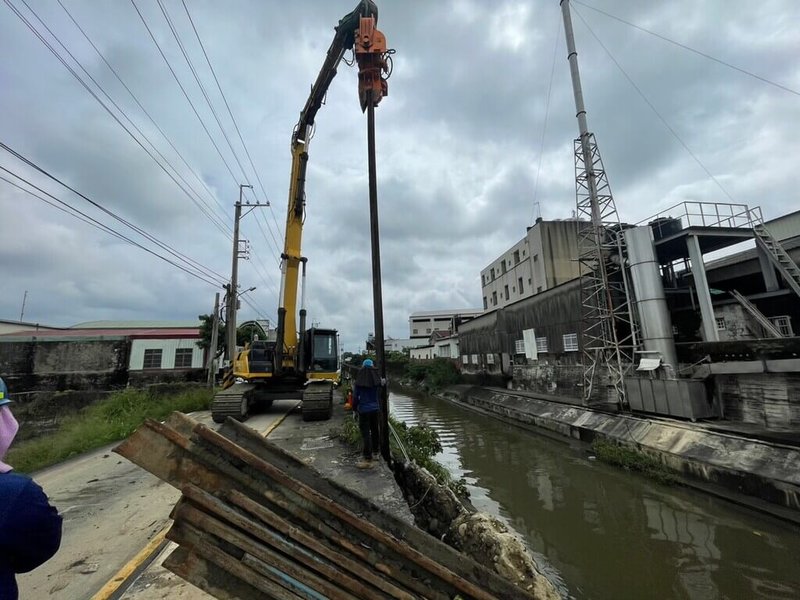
(624, 227, 678, 374)
(366, 93, 390, 463)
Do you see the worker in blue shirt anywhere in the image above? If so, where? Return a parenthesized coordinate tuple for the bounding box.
(0, 377, 63, 600)
(352, 359, 383, 469)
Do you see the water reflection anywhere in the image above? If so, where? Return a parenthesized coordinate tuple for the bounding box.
(390, 391, 800, 600)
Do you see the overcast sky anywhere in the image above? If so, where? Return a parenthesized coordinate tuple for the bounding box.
(1, 0, 798, 353)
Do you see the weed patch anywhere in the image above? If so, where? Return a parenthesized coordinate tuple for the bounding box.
(337, 412, 468, 498)
(591, 438, 676, 485)
(7, 386, 212, 473)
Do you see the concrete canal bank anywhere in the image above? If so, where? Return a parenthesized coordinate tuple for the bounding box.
(435, 385, 800, 522)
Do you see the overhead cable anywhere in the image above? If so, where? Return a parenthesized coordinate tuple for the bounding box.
(573, 0, 800, 98)
(0, 141, 229, 283)
(174, 0, 286, 258)
(55, 0, 233, 226)
(573, 6, 738, 204)
(530, 13, 561, 225)
(129, 0, 240, 185)
(180, 0, 277, 218)
(0, 168, 223, 287)
(7, 0, 233, 239)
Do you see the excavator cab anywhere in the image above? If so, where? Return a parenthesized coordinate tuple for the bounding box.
(303, 327, 338, 375)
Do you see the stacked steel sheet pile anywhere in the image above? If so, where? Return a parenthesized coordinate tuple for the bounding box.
(115, 412, 537, 600)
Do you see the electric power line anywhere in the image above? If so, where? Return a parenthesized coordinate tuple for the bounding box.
(573, 0, 800, 98)
(129, 0, 240, 186)
(572, 5, 737, 204)
(0, 168, 223, 287)
(0, 141, 229, 284)
(179, 0, 276, 216)
(530, 12, 562, 225)
(55, 0, 234, 230)
(6, 0, 233, 239)
(173, 0, 286, 259)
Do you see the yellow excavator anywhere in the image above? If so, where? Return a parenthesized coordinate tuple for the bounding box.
(211, 0, 390, 423)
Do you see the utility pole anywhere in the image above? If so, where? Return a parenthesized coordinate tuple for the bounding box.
(226, 184, 268, 366)
(207, 292, 220, 388)
(19, 290, 27, 322)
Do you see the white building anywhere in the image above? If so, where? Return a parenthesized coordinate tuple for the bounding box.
(408, 309, 482, 341)
(480, 218, 583, 311)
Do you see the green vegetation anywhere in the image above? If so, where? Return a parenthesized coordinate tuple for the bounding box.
(338, 413, 468, 498)
(591, 438, 676, 485)
(405, 358, 461, 391)
(7, 386, 212, 474)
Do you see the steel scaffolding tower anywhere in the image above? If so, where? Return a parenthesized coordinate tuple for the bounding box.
(561, 0, 636, 407)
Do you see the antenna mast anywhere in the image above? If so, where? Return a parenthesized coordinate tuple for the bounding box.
(560, 0, 636, 408)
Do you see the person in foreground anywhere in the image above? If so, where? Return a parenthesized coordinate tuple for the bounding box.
(352, 359, 383, 469)
(0, 377, 63, 600)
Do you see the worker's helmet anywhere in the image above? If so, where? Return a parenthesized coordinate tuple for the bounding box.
(0, 377, 10, 407)
(362, 359, 374, 368)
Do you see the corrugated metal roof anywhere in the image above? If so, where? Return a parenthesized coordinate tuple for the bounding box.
(0, 327, 199, 339)
(70, 319, 202, 329)
(408, 309, 482, 318)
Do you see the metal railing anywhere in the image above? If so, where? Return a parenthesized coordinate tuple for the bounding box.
(637, 201, 763, 230)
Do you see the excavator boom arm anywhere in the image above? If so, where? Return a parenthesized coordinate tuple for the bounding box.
(276, 0, 384, 372)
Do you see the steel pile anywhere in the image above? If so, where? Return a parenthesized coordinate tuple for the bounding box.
(115, 412, 536, 600)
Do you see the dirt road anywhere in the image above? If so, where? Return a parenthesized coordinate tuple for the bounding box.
(17, 404, 296, 600)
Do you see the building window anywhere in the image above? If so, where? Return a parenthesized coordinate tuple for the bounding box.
(462, 355, 469, 364)
(563, 333, 578, 352)
(483, 297, 488, 310)
(533, 254, 539, 263)
(522, 250, 526, 256)
(413, 328, 418, 334)
(528, 278, 532, 285)
(175, 348, 193, 368)
(514, 250, 520, 264)
(537, 286, 543, 294)
(501, 260, 507, 274)
(471, 354, 479, 364)
(426, 328, 431, 334)
(715, 317, 726, 331)
(490, 268, 495, 280)
(536, 337, 548, 353)
(175, 348, 194, 369)
(492, 291, 498, 305)
(486, 353, 495, 365)
(143, 349, 163, 369)
(504, 285, 510, 300)
(770, 316, 793, 336)
(515, 339, 525, 354)
(518, 277, 524, 294)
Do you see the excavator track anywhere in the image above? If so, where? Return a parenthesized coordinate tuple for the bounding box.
(211, 383, 256, 424)
(301, 382, 333, 422)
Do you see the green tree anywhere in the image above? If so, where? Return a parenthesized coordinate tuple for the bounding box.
(196, 316, 266, 357)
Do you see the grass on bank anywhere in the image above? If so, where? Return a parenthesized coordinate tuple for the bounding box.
(591, 438, 676, 485)
(7, 386, 212, 474)
(339, 411, 469, 498)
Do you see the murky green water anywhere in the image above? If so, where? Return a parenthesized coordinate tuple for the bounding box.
(390, 390, 800, 600)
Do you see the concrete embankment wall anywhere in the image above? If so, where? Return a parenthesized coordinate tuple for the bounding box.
(0, 338, 129, 391)
(442, 386, 800, 521)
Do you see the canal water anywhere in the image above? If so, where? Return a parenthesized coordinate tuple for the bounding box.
(389, 390, 800, 600)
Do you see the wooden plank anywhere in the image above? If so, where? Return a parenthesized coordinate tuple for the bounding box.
(174, 500, 361, 600)
(168, 522, 305, 600)
(193, 422, 505, 600)
(116, 423, 430, 597)
(225, 489, 418, 600)
(163, 546, 265, 600)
